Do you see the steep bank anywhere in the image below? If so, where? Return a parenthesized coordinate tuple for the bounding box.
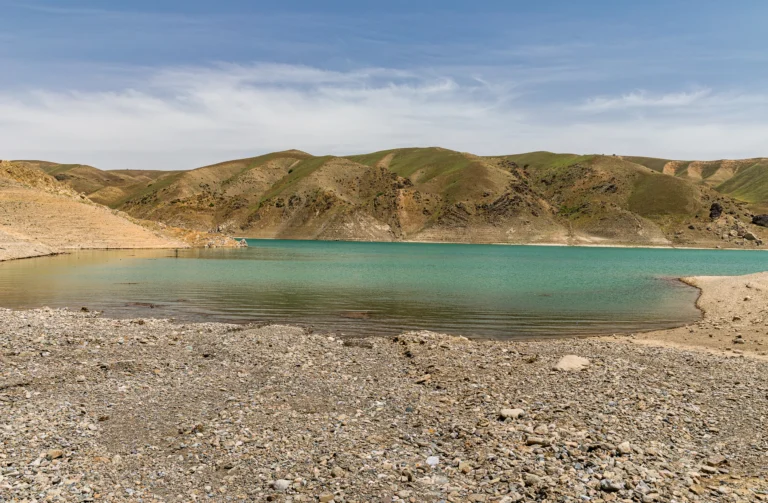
(0, 161, 243, 261)
(1, 275, 767, 501)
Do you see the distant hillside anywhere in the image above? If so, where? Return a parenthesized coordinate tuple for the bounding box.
(24, 160, 179, 207)
(24, 148, 768, 248)
(624, 156, 768, 212)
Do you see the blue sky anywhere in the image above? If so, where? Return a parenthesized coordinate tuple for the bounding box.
(2, 0, 768, 169)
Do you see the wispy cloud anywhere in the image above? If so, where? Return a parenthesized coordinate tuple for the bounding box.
(578, 89, 713, 111)
(577, 88, 768, 114)
(1, 63, 767, 169)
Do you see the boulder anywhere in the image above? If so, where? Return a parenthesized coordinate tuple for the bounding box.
(752, 214, 768, 227)
(709, 202, 723, 220)
(499, 408, 525, 420)
(554, 355, 590, 371)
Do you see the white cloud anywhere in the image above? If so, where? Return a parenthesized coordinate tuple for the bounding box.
(1, 63, 767, 169)
(578, 89, 713, 111)
(578, 88, 768, 114)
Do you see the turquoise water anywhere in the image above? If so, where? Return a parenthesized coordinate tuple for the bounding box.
(0, 240, 766, 338)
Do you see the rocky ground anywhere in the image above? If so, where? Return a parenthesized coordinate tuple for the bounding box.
(633, 272, 768, 359)
(1, 302, 767, 502)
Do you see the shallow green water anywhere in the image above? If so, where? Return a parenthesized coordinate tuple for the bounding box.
(1, 240, 766, 338)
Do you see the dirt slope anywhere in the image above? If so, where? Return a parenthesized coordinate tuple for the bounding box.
(0, 161, 187, 261)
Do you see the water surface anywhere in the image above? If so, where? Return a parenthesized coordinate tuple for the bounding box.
(1, 240, 766, 338)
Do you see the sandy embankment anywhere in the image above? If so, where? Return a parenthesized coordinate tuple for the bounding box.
(0, 185, 188, 261)
(1, 273, 768, 501)
(623, 272, 768, 360)
(0, 161, 187, 261)
(0, 162, 245, 261)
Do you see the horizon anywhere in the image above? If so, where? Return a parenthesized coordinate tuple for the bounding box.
(11, 147, 768, 173)
(2, 1, 768, 170)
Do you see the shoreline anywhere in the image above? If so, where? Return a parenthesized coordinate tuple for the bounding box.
(2, 273, 768, 501)
(624, 271, 768, 359)
(242, 235, 768, 251)
(4, 237, 766, 264)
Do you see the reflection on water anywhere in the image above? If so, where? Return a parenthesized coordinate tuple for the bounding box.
(1, 241, 766, 339)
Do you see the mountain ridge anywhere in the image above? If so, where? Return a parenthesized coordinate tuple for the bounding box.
(22, 148, 768, 248)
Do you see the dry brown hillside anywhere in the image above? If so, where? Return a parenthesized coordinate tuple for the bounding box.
(31, 149, 768, 248)
(0, 161, 187, 261)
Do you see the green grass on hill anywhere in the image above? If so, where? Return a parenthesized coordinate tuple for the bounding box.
(383, 148, 472, 183)
(700, 162, 722, 179)
(345, 150, 393, 167)
(716, 161, 768, 203)
(39, 164, 86, 175)
(260, 156, 332, 202)
(628, 172, 698, 217)
(115, 171, 185, 207)
(501, 152, 593, 171)
(218, 153, 298, 187)
(623, 156, 677, 173)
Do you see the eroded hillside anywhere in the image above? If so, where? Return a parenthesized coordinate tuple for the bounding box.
(0, 161, 190, 261)
(29, 149, 768, 248)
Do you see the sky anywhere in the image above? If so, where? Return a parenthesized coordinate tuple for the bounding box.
(2, 0, 768, 170)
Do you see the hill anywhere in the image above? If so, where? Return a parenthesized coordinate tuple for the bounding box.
(0, 161, 245, 261)
(625, 156, 768, 213)
(26, 149, 768, 248)
(0, 160, 190, 260)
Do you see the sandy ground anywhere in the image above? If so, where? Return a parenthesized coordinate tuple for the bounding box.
(623, 272, 768, 360)
(0, 183, 186, 261)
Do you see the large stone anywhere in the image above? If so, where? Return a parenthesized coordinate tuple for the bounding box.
(499, 408, 525, 420)
(554, 355, 590, 371)
(46, 449, 64, 460)
(752, 214, 768, 227)
(600, 479, 624, 492)
(710, 202, 723, 220)
(273, 479, 291, 491)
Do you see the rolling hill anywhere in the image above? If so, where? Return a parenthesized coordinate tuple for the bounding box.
(0, 161, 187, 260)
(625, 156, 768, 212)
(23, 148, 768, 248)
(0, 161, 248, 261)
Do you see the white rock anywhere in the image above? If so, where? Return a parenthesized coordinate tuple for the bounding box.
(618, 441, 632, 454)
(554, 355, 590, 371)
(500, 408, 525, 419)
(426, 456, 439, 467)
(273, 479, 291, 491)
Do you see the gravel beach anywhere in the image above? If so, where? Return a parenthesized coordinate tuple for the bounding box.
(2, 275, 768, 502)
